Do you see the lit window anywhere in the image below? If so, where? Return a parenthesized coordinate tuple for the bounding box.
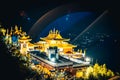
(51, 40, 56, 44)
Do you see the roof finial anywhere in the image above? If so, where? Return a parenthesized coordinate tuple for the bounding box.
(56, 30, 58, 34)
(53, 28, 55, 33)
(20, 26, 22, 32)
(10, 27, 13, 35)
(15, 25, 18, 31)
(49, 29, 52, 34)
(80, 49, 82, 53)
(83, 48, 87, 57)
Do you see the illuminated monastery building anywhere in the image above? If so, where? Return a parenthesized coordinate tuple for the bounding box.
(35, 29, 79, 54)
(4, 26, 90, 73)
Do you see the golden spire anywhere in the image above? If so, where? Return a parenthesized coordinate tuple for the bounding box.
(79, 49, 82, 55)
(84, 49, 86, 56)
(49, 30, 52, 34)
(20, 26, 22, 32)
(56, 30, 58, 34)
(77, 49, 79, 52)
(10, 27, 13, 35)
(15, 25, 18, 31)
(80, 49, 82, 53)
(53, 28, 55, 33)
(58, 31, 60, 34)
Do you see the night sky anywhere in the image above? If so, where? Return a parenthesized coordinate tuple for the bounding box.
(0, 0, 120, 72)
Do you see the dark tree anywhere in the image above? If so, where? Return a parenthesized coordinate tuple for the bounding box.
(0, 34, 24, 80)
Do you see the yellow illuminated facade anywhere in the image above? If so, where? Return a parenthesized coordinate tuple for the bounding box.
(4, 25, 24, 44)
(18, 34, 34, 54)
(3, 26, 86, 57)
(35, 29, 77, 54)
(3, 25, 34, 54)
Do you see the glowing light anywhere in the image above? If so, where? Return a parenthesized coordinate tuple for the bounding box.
(51, 40, 56, 44)
(72, 10, 108, 42)
(27, 17, 31, 20)
(85, 57, 90, 62)
(51, 58, 56, 62)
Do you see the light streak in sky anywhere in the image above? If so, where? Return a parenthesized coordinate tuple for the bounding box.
(72, 10, 108, 43)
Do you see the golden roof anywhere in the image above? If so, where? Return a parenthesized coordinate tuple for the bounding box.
(28, 42, 34, 47)
(34, 41, 46, 44)
(19, 35, 32, 41)
(40, 29, 70, 41)
(58, 44, 77, 48)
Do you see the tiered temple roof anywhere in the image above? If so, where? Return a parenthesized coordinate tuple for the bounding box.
(18, 32, 32, 42)
(37, 29, 77, 48)
(40, 29, 70, 41)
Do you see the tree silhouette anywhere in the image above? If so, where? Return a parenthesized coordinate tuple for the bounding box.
(0, 34, 23, 80)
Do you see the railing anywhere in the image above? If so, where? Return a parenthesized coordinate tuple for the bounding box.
(62, 55, 90, 64)
(30, 54, 73, 67)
